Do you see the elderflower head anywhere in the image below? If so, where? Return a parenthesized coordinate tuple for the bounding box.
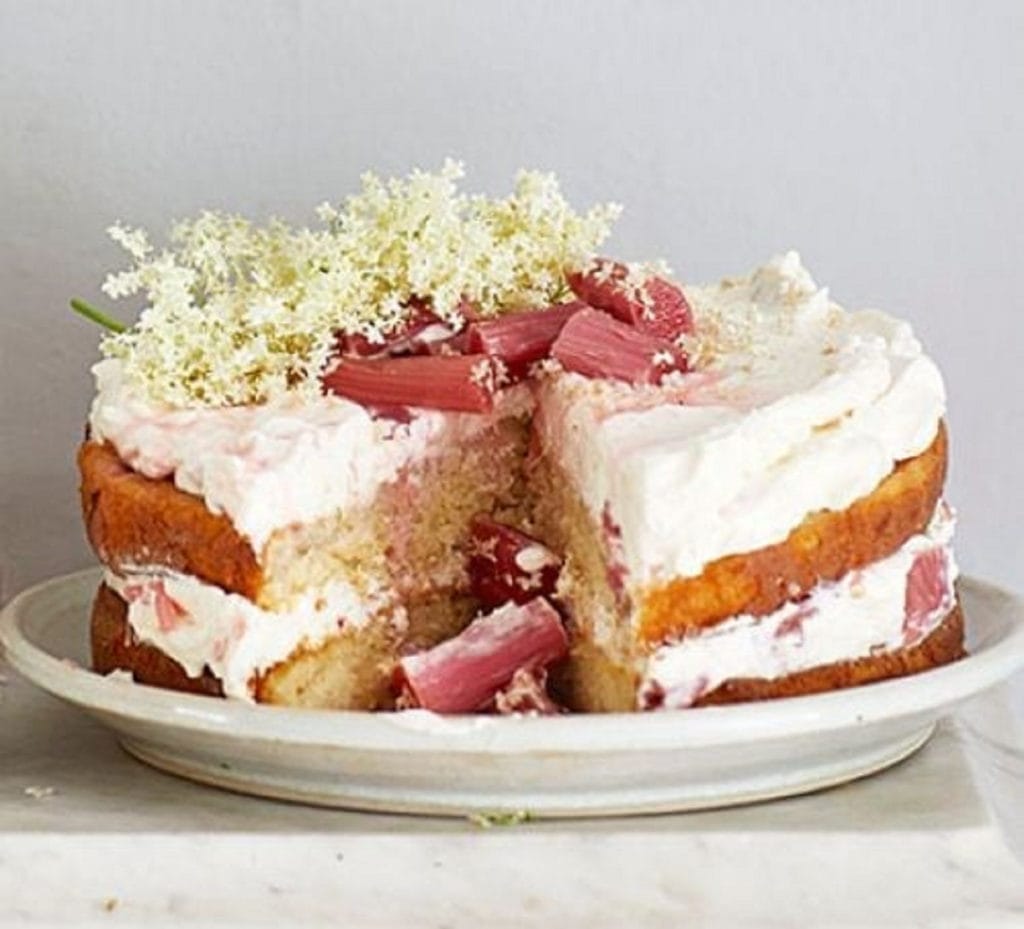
(98, 160, 621, 408)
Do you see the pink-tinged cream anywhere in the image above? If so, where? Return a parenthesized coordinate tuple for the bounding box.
(639, 505, 958, 710)
(89, 358, 532, 554)
(105, 567, 394, 700)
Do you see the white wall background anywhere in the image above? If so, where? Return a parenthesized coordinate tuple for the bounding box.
(1, 0, 1022, 599)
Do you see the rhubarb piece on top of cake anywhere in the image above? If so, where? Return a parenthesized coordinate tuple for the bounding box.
(466, 301, 585, 379)
(567, 257, 694, 342)
(550, 307, 687, 384)
(323, 354, 504, 413)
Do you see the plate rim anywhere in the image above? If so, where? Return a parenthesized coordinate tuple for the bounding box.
(3, 567, 1023, 753)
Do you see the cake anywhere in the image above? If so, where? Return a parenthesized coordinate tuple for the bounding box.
(76, 162, 963, 713)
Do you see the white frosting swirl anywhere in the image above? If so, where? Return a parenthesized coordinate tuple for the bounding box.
(538, 252, 946, 585)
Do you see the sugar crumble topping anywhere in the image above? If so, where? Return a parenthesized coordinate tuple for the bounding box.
(683, 250, 841, 367)
(97, 160, 621, 408)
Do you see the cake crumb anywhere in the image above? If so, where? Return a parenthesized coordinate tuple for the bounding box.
(102, 897, 119, 913)
(468, 809, 533, 828)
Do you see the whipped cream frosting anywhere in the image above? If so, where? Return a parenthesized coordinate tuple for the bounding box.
(538, 252, 946, 585)
(640, 505, 958, 709)
(105, 566, 396, 699)
(91, 252, 947, 593)
(90, 359, 531, 554)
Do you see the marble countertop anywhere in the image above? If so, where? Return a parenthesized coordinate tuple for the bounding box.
(2, 660, 1022, 928)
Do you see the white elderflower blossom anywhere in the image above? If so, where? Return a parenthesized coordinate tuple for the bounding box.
(96, 162, 620, 408)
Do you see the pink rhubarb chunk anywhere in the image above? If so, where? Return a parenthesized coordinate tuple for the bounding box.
(323, 353, 500, 413)
(467, 516, 562, 609)
(904, 548, 950, 643)
(397, 597, 569, 713)
(567, 258, 694, 341)
(339, 301, 452, 358)
(551, 308, 687, 385)
(466, 301, 586, 378)
(153, 584, 189, 632)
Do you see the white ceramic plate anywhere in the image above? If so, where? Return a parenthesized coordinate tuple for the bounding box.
(3, 568, 1023, 818)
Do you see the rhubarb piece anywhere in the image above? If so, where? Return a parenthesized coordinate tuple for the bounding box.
(466, 302, 586, 378)
(551, 308, 686, 385)
(339, 301, 438, 358)
(904, 548, 950, 643)
(467, 516, 562, 608)
(493, 667, 563, 715)
(153, 582, 189, 633)
(412, 329, 470, 357)
(323, 354, 500, 412)
(339, 299, 461, 359)
(772, 604, 815, 644)
(397, 597, 569, 713)
(567, 258, 694, 341)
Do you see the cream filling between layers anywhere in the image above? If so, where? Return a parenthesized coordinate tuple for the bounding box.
(537, 252, 947, 588)
(639, 506, 958, 710)
(89, 358, 533, 554)
(104, 568, 398, 700)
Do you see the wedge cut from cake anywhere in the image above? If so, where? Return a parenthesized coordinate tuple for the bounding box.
(75, 163, 962, 712)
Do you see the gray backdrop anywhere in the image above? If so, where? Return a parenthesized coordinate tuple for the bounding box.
(2, 0, 1022, 599)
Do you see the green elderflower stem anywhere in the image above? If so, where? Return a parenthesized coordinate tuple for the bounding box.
(70, 298, 127, 334)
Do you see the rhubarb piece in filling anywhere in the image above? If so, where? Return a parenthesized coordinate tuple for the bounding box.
(467, 516, 562, 609)
(397, 597, 569, 713)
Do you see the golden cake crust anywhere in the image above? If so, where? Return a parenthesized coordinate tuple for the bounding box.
(695, 601, 965, 706)
(638, 424, 948, 644)
(79, 441, 263, 600)
(557, 600, 964, 712)
(91, 582, 224, 697)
